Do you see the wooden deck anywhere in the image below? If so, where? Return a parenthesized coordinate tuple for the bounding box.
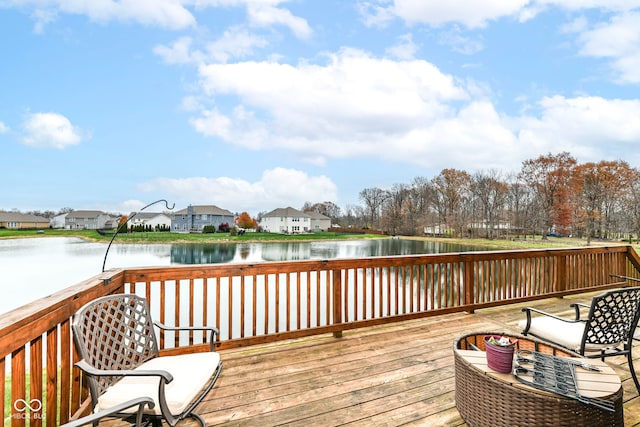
(128, 293, 640, 426)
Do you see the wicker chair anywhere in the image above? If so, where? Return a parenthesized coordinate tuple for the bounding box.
(72, 294, 222, 426)
(519, 285, 640, 394)
(61, 397, 154, 427)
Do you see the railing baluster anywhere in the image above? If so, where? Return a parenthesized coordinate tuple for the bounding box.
(46, 327, 57, 427)
(189, 279, 195, 346)
(275, 273, 280, 333)
(263, 274, 269, 334)
(59, 319, 72, 426)
(0, 358, 5, 425)
(11, 347, 26, 427)
(30, 336, 42, 427)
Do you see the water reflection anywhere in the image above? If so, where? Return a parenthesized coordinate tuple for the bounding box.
(171, 244, 236, 264)
(169, 239, 490, 264)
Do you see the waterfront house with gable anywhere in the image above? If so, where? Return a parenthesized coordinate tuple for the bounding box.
(171, 205, 235, 232)
(64, 210, 115, 230)
(259, 207, 312, 234)
(0, 211, 50, 229)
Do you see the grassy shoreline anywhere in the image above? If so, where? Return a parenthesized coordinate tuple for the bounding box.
(0, 229, 387, 244)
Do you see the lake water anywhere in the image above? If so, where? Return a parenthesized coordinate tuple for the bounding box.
(0, 237, 491, 315)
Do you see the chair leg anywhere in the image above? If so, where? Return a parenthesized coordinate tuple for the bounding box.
(628, 349, 640, 395)
(190, 413, 206, 427)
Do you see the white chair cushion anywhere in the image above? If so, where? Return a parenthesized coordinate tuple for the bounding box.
(518, 317, 621, 354)
(97, 351, 220, 416)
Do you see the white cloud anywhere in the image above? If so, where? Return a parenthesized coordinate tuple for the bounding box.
(13, 0, 197, 31)
(154, 28, 269, 65)
(575, 11, 640, 83)
(359, 1, 640, 29)
(190, 49, 487, 166)
(9, 0, 311, 34)
(533, 0, 640, 13)
(378, 0, 530, 29)
(153, 37, 199, 65)
(21, 112, 86, 149)
(437, 26, 484, 55)
(385, 33, 418, 60)
(186, 46, 640, 174)
(205, 26, 270, 62)
(247, 3, 312, 39)
(139, 168, 338, 212)
(0, 121, 9, 133)
(357, 1, 396, 28)
(513, 95, 640, 161)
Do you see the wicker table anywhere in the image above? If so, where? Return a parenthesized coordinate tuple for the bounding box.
(454, 332, 623, 427)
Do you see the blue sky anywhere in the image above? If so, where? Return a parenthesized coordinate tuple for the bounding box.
(2, 1, 640, 216)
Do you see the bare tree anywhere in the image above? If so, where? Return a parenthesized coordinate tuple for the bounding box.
(431, 169, 472, 237)
(359, 187, 389, 229)
(470, 169, 508, 239)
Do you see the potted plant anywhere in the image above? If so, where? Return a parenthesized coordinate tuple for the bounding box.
(484, 335, 518, 373)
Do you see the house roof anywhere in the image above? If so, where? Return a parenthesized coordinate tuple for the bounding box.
(66, 210, 107, 219)
(127, 212, 170, 220)
(0, 212, 50, 222)
(306, 211, 331, 220)
(262, 207, 309, 218)
(174, 205, 234, 216)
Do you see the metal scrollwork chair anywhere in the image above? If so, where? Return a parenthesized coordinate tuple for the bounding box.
(72, 294, 222, 426)
(519, 284, 640, 394)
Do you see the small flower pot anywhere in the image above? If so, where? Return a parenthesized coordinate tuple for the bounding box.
(484, 335, 517, 373)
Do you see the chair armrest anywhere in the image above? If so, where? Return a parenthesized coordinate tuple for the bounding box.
(60, 397, 154, 427)
(569, 303, 590, 320)
(521, 307, 581, 334)
(75, 360, 173, 383)
(154, 321, 220, 350)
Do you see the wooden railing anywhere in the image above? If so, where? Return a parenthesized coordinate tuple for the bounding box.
(2, 245, 640, 425)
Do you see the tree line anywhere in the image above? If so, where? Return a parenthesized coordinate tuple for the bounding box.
(304, 152, 640, 242)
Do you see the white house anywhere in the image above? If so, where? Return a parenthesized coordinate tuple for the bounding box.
(260, 207, 311, 234)
(65, 210, 114, 230)
(50, 213, 68, 229)
(128, 212, 172, 230)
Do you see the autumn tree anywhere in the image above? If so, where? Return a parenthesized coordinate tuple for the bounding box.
(118, 215, 128, 232)
(236, 211, 257, 229)
(518, 152, 577, 238)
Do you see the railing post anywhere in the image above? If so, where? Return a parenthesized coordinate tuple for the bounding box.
(464, 259, 475, 314)
(332, 269, 343, 338)
(557, 254, 567, 293)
